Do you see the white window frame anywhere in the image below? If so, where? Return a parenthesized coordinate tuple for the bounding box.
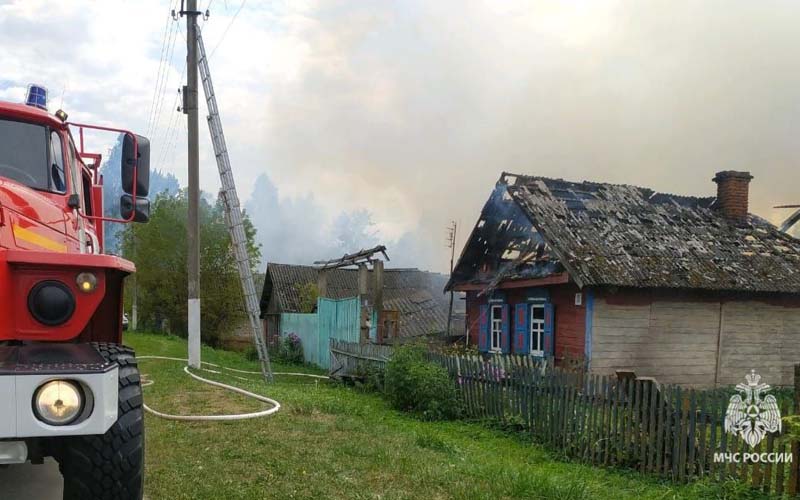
(490, 305, 503, 352)
(530, 304, 545, 357)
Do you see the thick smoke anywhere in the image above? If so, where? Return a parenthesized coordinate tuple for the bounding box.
(243, 173, 441, 268)
(4, 1, 800, 273)
(251, 0, 800, 273)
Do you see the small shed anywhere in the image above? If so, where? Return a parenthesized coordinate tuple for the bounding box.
(260, 263, 464, 346)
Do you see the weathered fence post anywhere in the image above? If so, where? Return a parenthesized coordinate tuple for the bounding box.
(419, 353, 800, 496)
(790, 364, 800, 496)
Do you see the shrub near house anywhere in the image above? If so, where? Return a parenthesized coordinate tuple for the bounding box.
(384, 345, 461, 421)
(277, 333, 304, 364)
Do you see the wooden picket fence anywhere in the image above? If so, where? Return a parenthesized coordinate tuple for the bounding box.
(427, 352, 800, 496)
(329, 339, 393, 379)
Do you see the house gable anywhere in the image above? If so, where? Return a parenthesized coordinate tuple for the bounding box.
(447, 182, 565, 294)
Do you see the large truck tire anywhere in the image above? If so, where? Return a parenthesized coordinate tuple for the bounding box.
(59, 343, 145, 500)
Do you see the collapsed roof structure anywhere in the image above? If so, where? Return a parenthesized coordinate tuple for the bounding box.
(261, 263, 464, 338)
(448, 172, 800, 294)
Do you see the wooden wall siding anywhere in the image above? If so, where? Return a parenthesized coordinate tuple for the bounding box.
(466, 290, 480, 346)
(717, 301, 800, 387)
(783, 312, 800, 385)
(465, 284, 586, 361)
(268, 316, 280, 345)
(591, 299, 719, 387)
(592, 295, 800, 387)
(551, 285, 585, 360)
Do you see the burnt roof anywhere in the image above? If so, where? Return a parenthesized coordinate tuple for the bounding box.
(260, 263, 464, 337)
(449, 172, 800, 294)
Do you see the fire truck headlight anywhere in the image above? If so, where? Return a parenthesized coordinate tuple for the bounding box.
(33, 380, 84, 426)
(76, 272, 97, 293)
(27, 281, 76, 325)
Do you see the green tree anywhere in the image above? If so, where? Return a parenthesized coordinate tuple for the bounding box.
(294, 283, 319, 313)
(119, 189, 261, 346)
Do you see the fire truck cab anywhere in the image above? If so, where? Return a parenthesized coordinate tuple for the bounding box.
(0, 85, 149, 500)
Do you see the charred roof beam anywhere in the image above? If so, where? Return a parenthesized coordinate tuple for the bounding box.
(314, 245, 390, 270)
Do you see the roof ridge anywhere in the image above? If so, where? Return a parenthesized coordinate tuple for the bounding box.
(502, 171, 718, 204)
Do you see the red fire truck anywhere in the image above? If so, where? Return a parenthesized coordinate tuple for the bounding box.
(0, 85, 150, 499)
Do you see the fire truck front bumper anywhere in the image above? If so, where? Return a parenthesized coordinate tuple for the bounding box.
(0, 344, 118, 441)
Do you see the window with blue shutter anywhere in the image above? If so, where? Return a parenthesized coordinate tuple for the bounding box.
(500, 304, 510, 354)
(478, 304, 489, 352)
(514, 303, 529, 353)
(543, 303, 555, 357)
(530, 304, 545, 357)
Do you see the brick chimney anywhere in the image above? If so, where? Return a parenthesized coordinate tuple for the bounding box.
(712, 170, 753, 225)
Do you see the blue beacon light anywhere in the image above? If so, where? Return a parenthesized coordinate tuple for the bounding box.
(25, 84, 48, 110)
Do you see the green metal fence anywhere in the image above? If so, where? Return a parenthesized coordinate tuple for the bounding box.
(279, 296, 361, 369)
(280, 313, 319, 366)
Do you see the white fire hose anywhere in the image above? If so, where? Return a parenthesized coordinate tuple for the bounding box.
(137, 356, 328, 421)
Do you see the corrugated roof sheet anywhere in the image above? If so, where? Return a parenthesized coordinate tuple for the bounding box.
(504, 173, 800, 293)
(260, 263, 464, 337)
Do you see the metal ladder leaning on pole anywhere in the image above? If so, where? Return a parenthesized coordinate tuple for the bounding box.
(197, 28, 273, 381)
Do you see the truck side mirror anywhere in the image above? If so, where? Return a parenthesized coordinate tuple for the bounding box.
(120, 194, 150, 223)
(121, 133, 150, 197)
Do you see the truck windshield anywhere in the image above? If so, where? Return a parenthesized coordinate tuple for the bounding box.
(0, 119, 50, 191)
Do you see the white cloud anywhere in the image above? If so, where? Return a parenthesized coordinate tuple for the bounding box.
(3, 0, 800, 273)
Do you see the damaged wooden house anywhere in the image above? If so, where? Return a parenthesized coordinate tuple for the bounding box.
(260, 254, 464, 349)
(446, 171, 800, 387)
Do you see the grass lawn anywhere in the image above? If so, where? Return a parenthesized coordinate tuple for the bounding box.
(126, 331, 770, 500)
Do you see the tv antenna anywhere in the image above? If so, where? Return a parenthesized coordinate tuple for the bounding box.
(775, 204, 800, 233)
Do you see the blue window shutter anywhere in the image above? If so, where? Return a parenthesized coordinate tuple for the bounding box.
(543, 303, 555, 357)
(478, 304, 489, 352)
(514, 303, 529, 354)
(500, 304, 511, 354)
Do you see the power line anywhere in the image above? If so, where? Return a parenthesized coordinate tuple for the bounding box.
(208, 0, 246, 59)
(145, 2, 176, 137)
(155, 65, 186, 173)
(147, 3, 173, 110)
(155, 92, 180, 170)
(154, 63, 186, 162)
(148, 19, 180, 138)
(201, 0, 214, 24)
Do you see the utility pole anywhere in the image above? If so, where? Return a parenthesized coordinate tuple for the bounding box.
(181, 0, 202, 369)
(446, 220, 457, 339)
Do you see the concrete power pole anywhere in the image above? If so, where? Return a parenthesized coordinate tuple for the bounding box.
(183, 0, 201, 369)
